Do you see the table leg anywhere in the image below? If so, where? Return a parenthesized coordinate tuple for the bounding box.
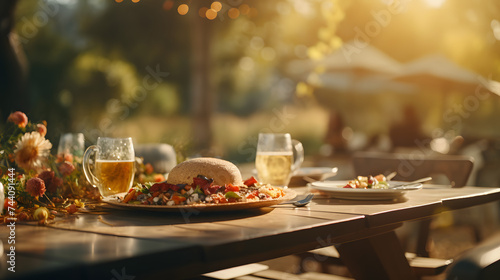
(336, 230, 418, 280)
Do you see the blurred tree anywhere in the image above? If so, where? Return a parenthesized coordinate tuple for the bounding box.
(10, 0, 78, 141)
(83, 0, 191, 111)
(0, 0, 29, 121)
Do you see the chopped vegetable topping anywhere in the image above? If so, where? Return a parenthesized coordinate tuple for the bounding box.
(343, 175, 389, 189)
(119, 175, 285, 206)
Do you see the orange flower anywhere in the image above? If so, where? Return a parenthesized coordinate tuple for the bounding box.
(66, 204, 77, 214)
(36, 123, 47, 137)
(7, 111, 28, 128)
(145, 163, 154, 174)
(137, 174, 146, 184)
(16, 211, 29, 221)
(154, 174, 166, 182)
(26, 177, 46, 198)
(56, 153, 73, 163)
(14, 132, 52, 172)
(58, 161, 75, 176)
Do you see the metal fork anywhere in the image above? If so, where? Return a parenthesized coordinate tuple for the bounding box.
(279, 193, 314, 207)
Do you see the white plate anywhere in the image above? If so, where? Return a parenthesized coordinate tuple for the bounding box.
(294, 167, 338, 176)
(310, 180, 422, 200)
(102, 189, 297, 212)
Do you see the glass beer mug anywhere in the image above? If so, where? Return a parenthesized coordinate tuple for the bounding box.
(83, 137, 135, 197)
(256, 133, 304, 187)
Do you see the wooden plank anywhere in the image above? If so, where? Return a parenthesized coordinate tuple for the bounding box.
(201, 218, 367, 272)
(1, 225, 205, 280)
(295, 186, 500, 227)
(299, 272, 353, 280)
(440, 187, 500, 210)
(0, 253, 83, 280)
(288, 197, 441, 228)
(270, 207, 364, 221)
(10, 186, 499, 280)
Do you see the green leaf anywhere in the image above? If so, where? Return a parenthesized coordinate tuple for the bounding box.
(225, 191, 241, 199)
(193, 185, 204, 195)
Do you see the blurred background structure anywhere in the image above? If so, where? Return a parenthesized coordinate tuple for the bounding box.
(2, 0, 500, 187)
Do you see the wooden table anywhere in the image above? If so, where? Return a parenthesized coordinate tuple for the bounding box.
(2, 185, 500, 280)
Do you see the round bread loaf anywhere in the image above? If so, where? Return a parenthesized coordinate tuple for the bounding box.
(167, 157, 243, 186)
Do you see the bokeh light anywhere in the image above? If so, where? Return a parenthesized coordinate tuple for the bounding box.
(228, 8, 240, 19)
(115, 0, 124, 3)
(199, 7, 209, 18)
(163, 0, 174, 11)
(239, 4, 250, 15)
(178, 4, 189, 15)
(239, 57, 254, 71)
(206, 9, 217, 20)
(261, 47, 276, 61)
(250, 36, 264, 50)
(211, 1, 222, 12)
(132, 0, 140, 3)
(248, 7, 258, 18)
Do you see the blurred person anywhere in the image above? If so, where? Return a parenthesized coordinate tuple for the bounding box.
(323, 110, 348, 154)
(389, 105, 426, 148)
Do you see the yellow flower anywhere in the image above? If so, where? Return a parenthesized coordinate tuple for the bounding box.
(14, 132, 52, 173)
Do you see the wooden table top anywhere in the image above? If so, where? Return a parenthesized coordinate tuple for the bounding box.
(2, 185, 500, 280)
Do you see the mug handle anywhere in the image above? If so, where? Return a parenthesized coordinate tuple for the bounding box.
(291, 139, 304, 175)
(83, 145, 100, 187)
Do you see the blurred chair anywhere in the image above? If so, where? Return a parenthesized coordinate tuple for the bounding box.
(135, 143, 177, 174)
(352, 152, 475, 257)
(298, 151, 475, 278)
(446, 232, 500, 280)
(352, 151, 473, 188)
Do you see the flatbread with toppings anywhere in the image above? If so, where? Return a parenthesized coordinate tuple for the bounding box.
(120, 157, 285, 206)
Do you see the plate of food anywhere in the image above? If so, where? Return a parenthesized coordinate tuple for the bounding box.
(102, 157, 296, 212)
(310, 174, 422, 200)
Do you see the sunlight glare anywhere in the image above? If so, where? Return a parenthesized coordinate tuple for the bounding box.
(422, 0, 446, 8)
(491, 20, 500, 41)
(293, 0, 313, 17)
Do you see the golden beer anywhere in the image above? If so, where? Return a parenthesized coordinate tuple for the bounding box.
(256, 152, 293, 186)
(95, 160, 135, 197)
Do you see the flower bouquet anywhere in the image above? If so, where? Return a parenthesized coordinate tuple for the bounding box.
(0, 111, 100, 224)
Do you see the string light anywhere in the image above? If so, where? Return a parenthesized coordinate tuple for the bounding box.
(159, 1, 257, 20)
